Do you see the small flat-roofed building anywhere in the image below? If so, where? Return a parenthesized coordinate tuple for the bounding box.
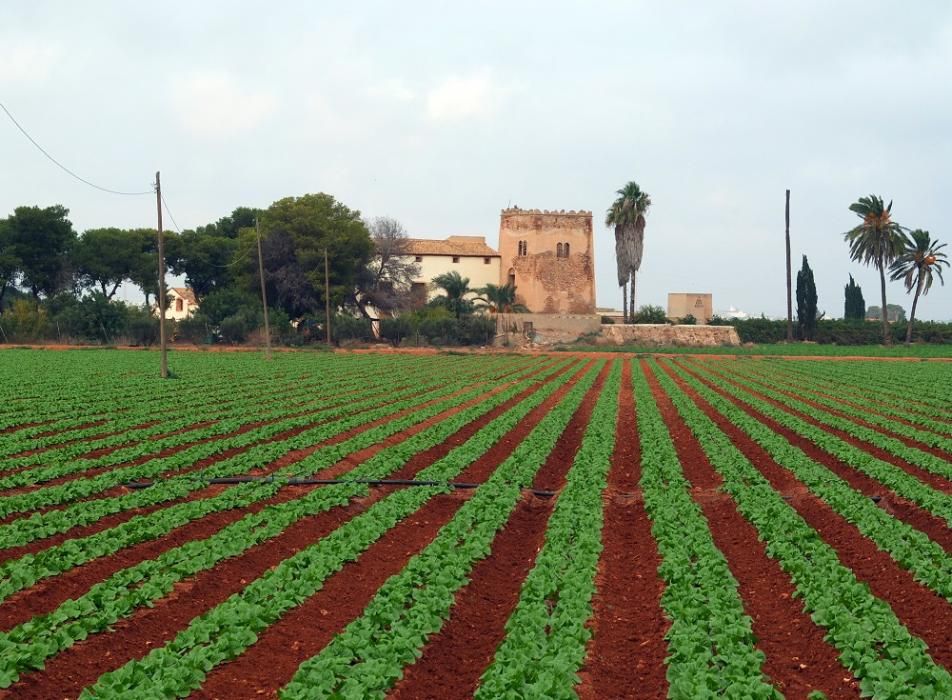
(667, 292, 712, 323)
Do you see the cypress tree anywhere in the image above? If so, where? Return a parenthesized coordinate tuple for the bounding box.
(844, 274, 866, 320)
(796, 255, 818, 340)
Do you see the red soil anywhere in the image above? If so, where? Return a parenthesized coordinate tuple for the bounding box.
(387, 363, 609, 700)
(673, 361, 952, 555)
(184, 361, 597, 699)
(666, 361, 952, 672)
(0, 362, 563, 629)
(3, 361, 574, 697)
(577, 360, 669, 700)
(645, 360, 858, 699)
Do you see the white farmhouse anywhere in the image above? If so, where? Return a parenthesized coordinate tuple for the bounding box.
(404, 236, 501, 304)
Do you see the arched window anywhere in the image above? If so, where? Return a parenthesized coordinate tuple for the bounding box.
(508, 268, 516, 287)
(556, 242, 564, 258)
(564, 242, 570, 257)
(518, 240, 528, 256)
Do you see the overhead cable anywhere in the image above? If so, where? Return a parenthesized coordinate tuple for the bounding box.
(0, 101, 153, 196)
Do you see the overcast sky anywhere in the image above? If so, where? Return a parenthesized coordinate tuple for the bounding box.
(2, 1, 950, 319)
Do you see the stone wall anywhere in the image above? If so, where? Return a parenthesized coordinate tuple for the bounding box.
(599, 324, 741, 347)
(498, 208, 596, 314)
(495, 313, 601, 346)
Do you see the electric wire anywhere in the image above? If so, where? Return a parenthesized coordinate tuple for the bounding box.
(0, 101, 153, 196)
(160, 192, 182, 232)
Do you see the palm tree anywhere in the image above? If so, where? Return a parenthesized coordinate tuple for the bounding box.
(606, 181, 651, 323)
(843, 195, 909, 344)
(430, 271, 473, 319)
(475, 282, 528, 336)
(889, 229, 948, 344)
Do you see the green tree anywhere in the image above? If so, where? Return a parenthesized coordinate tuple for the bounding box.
(796, 255, 818, 340)
(606, 181, 651, 323)
(165, 206, 261, 300)
(0, 218, 20, 310)
(888, 229, 948, 344)
(430, 271, 473, 319)
(125, 229, 163, 307)
(844, 274, 865, 320)
(843, 195, 908, 344)
(256, 194, 372, 318)
(72, 228, 144, 299)
(4, 205, 76, 301)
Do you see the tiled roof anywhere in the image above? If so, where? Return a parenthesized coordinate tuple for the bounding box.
(170, 287, 198, 305)
(405, 236, 499, 257)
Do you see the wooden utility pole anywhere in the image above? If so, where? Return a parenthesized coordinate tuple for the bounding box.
(785, 189, 793, 343)
(324, 248, 332, 345)
(155, 171, 169, 378)
(255, 218, 272, 359)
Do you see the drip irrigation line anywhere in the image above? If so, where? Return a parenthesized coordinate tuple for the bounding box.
(0, 101, 153, 196)
(124, 476, 557, 498)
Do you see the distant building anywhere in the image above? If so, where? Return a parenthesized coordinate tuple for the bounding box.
(715, 305, 749, 321)
(404, 236, 500, 305)
(158, 287, 198, 321)
(498, 207, 595, 314)
(668, 292, 712, 323)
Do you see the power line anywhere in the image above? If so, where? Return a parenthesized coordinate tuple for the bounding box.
(0, 101, 153, 196)
(160, 192, 182, 232)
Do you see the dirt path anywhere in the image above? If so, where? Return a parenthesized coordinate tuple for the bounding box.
(577, 359, 669, 700)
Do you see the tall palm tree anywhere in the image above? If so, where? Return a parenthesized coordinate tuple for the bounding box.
(889, 229, 948, 344)
(430, 271, 473, 319)
(606, 181, 651, 323)
(843, 195, 908, 344)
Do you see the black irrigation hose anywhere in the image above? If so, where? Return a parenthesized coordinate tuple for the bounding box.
(124, 476, 557, 498)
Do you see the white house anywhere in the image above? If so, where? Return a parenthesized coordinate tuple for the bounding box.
(159, 287, 199, 320)
(403, 236, 501, 304)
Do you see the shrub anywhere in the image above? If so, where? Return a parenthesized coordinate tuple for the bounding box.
(631, 305, 668, 324)
(680, 314, 698, 325)
(459, 315, 496, 345)
(332, 314, 374, 344)
(600, 315, 615, 324)
(381, 316, 415, 346)
(177, 313, 213, 345)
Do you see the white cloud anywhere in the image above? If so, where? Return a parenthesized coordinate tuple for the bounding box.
(425, 69, 510, 122)
(0, 38, 60, 83)
(368, 78, 415, 103)
(170, 72, 276, 138)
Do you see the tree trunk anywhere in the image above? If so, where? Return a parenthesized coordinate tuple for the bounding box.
(878, 257, 890, 345)
(622, 282, 628, 324)
(630, 271, 636, 323)
(906, 275, 922, 345)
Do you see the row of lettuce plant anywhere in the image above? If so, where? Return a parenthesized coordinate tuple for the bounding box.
(0, 355, 522, 519)
(0, 351, 313, 430)
(0, 359, 589, 692)
(726, 360, 952, 438)
(772, 358, 952, 413)
(665, 361, 952, 602)
(0, 360, 320, 459)
(0, 353, 482, 472)
(680, 362, 952, 528)
(652, 359, 952, 697)
(0, 359, 570, 603)
(0, 356, 538, 548)
(716, 361, 952, 451)
(0, 360, 373, 465)
(272, 363, 604, 699)
(0, 354, 461, 488)
(474, 361, 622, 697)
(627, 361, 779, 698)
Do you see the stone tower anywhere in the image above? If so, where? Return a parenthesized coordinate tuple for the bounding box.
(498, 207, 595, 314)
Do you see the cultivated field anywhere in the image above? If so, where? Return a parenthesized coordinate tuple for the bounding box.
(0, 349, 950, 699)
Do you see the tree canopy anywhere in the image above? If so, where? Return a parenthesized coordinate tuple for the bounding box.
(3, 205, 76, 300)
